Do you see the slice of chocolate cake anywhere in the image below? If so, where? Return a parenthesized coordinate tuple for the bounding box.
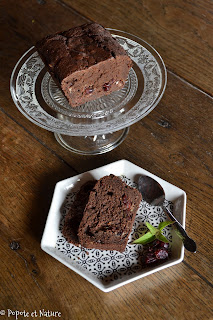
(78, 175, 142, 252)
(62, 180, 96, 245)
(36, 23, 132, 107)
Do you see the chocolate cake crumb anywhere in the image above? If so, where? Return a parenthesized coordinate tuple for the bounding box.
(9, 241, 20, 251)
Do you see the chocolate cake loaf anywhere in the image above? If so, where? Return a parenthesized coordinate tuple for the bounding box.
(36, 23, 132, 107)
(62, 180, 96, 245)
(78, 175, 142, 252)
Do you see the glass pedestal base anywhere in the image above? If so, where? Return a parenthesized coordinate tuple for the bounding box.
(54, 128, 129, 155)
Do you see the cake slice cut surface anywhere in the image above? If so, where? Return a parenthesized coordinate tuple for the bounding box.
(78, 175, 142, 252)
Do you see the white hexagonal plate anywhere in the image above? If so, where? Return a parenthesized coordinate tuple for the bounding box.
(41, 160, 186, 292)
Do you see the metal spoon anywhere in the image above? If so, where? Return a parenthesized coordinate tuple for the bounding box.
(138, 175, 197, 253)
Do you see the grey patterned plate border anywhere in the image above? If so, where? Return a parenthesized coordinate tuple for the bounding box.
(10, 30, 167, 136)
(41, 160, 186, 292)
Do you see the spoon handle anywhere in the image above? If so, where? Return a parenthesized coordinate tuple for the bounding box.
(162, 205, 197, 253)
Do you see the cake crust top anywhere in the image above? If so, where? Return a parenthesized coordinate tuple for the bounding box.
(36, 23, 130, 83)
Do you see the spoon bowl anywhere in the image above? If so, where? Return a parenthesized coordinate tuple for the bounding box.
(138, 175, 197, 253)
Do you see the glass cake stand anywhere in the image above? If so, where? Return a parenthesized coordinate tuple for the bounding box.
(10, 29, 167, 155)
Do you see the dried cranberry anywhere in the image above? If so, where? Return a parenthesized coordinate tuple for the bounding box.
(160, 242, 169, 249)
(103, 79, 114, 91)
(103, 82, 111, 91)
(145, 256, 157, 264)
(85, 86, 94, 94)
(148, 246, 154, 252)
(155, 249, 169, 260)
(122, 194, 127, 202)
(122, 194, 132, 210)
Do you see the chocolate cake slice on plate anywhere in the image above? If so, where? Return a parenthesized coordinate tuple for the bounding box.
(78, 174, 142, 252)
(62, 180, 96, 245)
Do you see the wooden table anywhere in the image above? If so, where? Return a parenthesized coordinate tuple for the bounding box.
(1, 1, 212, 319)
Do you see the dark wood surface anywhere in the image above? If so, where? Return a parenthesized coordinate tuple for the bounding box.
(0, 1, 212, 319)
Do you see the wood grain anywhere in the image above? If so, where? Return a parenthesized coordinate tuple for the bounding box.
(0, 0, 213, 319)
(61, 0, 213, 96)
(0, 106, 212, 319)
